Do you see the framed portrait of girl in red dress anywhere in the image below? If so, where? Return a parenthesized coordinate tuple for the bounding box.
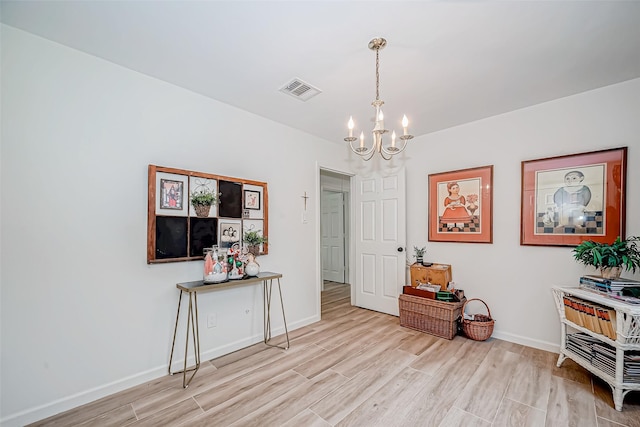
(428, 165, 493, 243)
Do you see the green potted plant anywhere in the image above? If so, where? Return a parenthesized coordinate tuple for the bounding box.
(413, 246, 426, 265)
(572, 236, 640, 279)
(190, 189, 217, 218)
(244, 230, 268, 256)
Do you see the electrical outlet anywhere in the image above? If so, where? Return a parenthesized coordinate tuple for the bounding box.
(207, 313, 217, 328)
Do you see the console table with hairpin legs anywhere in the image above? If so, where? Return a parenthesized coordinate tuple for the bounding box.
(168, 271, 289, 388)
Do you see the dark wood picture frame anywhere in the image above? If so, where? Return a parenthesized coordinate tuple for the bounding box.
(428, 165, 493, 243)
(147, 165, 269, 264)
(244, 190, 261, 210)
(520, 147, 627, 246)
(159, 179, 184, 210)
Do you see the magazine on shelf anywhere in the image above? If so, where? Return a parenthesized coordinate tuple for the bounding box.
(581, 275, 640, 290)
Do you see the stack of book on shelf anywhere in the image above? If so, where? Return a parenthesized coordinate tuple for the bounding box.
(567, 333, 640, 382)
(579, 275, 640, 304)
(562, 294, 617, 340)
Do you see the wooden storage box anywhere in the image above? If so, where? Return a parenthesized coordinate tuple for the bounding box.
(403, 285, 436, 299)
(410, 263, 452, 291)
(398, 293, 464, 339)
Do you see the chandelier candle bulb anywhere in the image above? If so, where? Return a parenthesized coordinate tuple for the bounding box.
(360, 131, 365, 149)
(348, 116, 354, 138)
(402, 115, 409, 135)
(391, 131, 396, 148)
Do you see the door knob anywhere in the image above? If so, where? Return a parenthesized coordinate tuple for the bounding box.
(397, 247, 404, 252)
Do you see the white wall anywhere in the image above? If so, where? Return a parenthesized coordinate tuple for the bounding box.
(403, 77, 640, 350)
(0, 25, 350, 426)
(3, 23, 640, 426)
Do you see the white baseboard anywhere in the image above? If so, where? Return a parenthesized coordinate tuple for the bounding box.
(492, 330, 560, 354)
(1, 315, 321, 427)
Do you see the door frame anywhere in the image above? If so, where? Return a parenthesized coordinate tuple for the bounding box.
(316, 164, 355, 317)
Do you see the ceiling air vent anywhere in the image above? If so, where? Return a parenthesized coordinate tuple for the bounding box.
(279, 78, 322, 101)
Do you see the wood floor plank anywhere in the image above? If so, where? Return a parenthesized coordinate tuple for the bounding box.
(439, 407, 492, 427)
(409, 335, 465, 375)
(193, 343, 326, 411)
(545, 375, 597, 427)
(187, 370, 308, 426)
(309, 349, 417, 425)
(281, 409, 332, 427)
(131, 347, 283, 418)
(454, 345, 521, 421)
(128, 398, 202, 427)
(505, 353, 552, 410)
(76, 404, 137, 427)
(493, 397, 546, 427)
(454, 336, 495, 364)
(228, 370, 349, 426)
(384, 355, 479, 427)
(335, 366, 432, 427)
(330, 328, 415, 379)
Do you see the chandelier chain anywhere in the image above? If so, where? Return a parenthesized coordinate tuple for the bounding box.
(375, 48, 380, 101)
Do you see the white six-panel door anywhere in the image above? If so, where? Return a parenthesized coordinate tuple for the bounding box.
(321, 191, 346, 283)
(354, 168, 406, 316)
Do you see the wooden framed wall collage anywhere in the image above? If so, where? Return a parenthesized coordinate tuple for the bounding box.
(147, 164, 268, 264)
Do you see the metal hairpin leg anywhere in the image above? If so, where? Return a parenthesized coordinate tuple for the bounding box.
(168, 290, 201, 388)
(263, 278, 290, 350)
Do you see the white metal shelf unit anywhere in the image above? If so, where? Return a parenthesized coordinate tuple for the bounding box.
(552, 286, 640, 411)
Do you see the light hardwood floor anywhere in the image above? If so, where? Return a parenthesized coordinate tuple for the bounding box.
(30, 282, 640, 426)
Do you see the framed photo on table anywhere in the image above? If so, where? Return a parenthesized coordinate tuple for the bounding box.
(428, 165, 493, 243)
(520, 147, 627, 246)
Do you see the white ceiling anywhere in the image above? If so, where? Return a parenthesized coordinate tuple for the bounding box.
(3, 1, 640, 144)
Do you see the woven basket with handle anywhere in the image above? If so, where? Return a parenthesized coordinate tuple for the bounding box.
(462, 298, 495, 341)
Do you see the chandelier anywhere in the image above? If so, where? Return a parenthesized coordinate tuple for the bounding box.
(344, 37, 413, 161)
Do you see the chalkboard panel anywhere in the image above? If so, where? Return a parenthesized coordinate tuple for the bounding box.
(218, 180, 243, 218)
(190, 217, 218, 257)
(156, 216, 188, 259)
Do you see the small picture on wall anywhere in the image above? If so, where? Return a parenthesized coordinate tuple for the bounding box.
(219, 221, 241, 249)
(244, 190, 261, 210)
(160, 179, 183, 210)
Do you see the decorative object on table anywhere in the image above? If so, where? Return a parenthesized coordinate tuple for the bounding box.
(572, 236, 640, 279)
(243, 229, 267, 256)
(203, 246, 228, 283)
(190, 188, 217, 218)
(245, 253, 260, 277)
(428, 165, 493, 243)
(520, 147, 627, 246)
(343, 37, 413, 161)
(227, 243, 245, 280)
(413, 246, 426, 265)
(461, 298, 495, 341)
